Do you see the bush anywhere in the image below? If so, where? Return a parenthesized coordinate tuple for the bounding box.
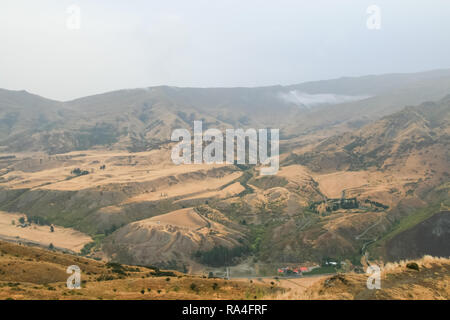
(71, 168, 89, 176)
(406, 262, 420, 271)
(150, 270, 176, 277)
(97, 275, 114, 281)
(28, 216, 51, 226)
(80, 241, 96, 256)
(106, 262, 126, 275)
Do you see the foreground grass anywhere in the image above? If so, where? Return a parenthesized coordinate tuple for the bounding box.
(0, 241, 281, 300)
(274, 256, 450, 300)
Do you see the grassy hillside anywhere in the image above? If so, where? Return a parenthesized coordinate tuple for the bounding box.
(1, 240, 448, 300)
(296, 256, 450, 300)
(0, 241, 279, 300)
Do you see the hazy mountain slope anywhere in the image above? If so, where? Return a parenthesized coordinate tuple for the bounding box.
(282, 72, 450, 143)
(286, 95, 450, 173)
(287, 69, 450, 95)
(2, 69, 450, 153)
(262, 97, 450, 263)
(0, 89, 69, 152)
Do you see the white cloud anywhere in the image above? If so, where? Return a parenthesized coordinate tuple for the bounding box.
(278, 90, 370, 108)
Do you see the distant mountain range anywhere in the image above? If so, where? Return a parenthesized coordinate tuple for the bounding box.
(2, 69, 450, 154)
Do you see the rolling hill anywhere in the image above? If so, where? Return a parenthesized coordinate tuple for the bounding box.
(0, 240, 278, 300)
(0, 240, 448, 300)
(0, 70, 448, 273)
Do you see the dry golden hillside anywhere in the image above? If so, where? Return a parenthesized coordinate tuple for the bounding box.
(0, 95, 448, 271)
(0, 241, 280, 300)
(297, 256, 450, 300)
(102, 208, 246, 270)
(2, 240, 447, 300)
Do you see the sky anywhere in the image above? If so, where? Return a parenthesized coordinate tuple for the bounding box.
(1, 0, 450, 101)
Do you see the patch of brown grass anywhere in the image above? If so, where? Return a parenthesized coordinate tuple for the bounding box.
(0, 241, 278, 300)
(283, 256, 450, 300)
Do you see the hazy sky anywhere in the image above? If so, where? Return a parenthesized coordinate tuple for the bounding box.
(1, 0, 450, 101)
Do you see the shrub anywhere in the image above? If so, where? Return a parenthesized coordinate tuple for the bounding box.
(106, 262, 126, 275)
(71, 168, 89, 176)
(97, 275, 114, 281)
(406, 262, 420, 271)
(28, 216, 51, 226)
(80, 242, 96, 256)
(150, 270, 176, 277)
